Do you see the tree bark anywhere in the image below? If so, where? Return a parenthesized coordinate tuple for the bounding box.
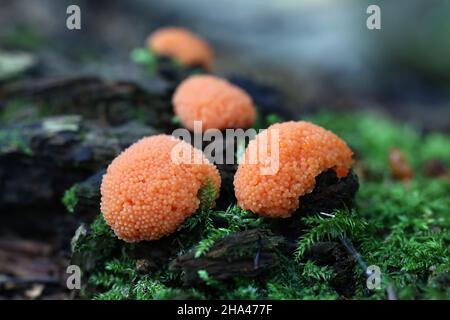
(0, 115, 159, 207)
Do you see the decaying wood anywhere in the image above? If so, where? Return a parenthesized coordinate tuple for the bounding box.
(215, 163, 238, 210)
(0, 75, 175, 129)
(0, 75, 170, 101)
(170, 229, 287, 285)
(68, 168, 359, 296)
(273, 170, 359, 241)
(304, 241, 356, 297)
(0, 115, 160, 207)
(0, 237, 61, 280)
(0, 236, 69, 299)
(70, 169, 105, 216)
(0, 238, 52, 256)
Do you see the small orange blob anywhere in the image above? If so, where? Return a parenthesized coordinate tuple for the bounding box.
(172, 75, 256, 131)
(234, 121, 354, 218)
(389, 147, 414, 181)
(147, 27, 214, 70)
(100, 135, 221, 242)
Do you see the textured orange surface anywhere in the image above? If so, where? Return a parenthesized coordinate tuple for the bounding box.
(172, 75, 256, 131)
(234, 121, 353, 218)
(100, 135, 221, 242)
(147, 27, 213, 70)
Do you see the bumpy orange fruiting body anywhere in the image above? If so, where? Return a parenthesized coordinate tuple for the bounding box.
(100, 135, 221, 242)
(234, 121, 353, 218)
(172, 75, 256, 132)
(147, 27, 214, 70)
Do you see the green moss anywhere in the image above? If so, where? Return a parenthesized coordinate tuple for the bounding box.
(306, 112, 450, 178)
(357, 178, 450, 228)
(252, 112, 284, 131)
(221, 279, 262, 300)
(0, 99, 29, 123)
(1, 25, 46, 50)
(197, 178, 218, 214)
(175, 179, 220, 235)
(178, 180, 264, 257)
(306, 112, 422, 176)
(130, 48, 158, 73)
(354, 178, 450, 299)
(0, 99, 59, 124)
(267, 259, 338, 300)
(170, 116, 181, 126)
(62, 185, 79, 214)
(421, 133, 450, 165)
(294, 210, 368, 260)
(0, 130, 33, 155)
(129, 106, 148, 124)
(72, 215, 119, 271)
(88, 243, 205, 300)
(265, 113, 284, 126)
(193, 205, 265, 258)
(130, 47, 185, 74)
(197, 270, 222, 287)
(76, 112, 450, 300)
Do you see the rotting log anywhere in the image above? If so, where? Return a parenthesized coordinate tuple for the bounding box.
(273, 169, 359, 241)
(169, 230, 355, 295)
(0, 115, 160, 207)
(305, 241, 356, 297)
(170, 229, 287, 286)
(69, 167, 359, 295)
(66, 149, 359, 296)
(0, 75, 176, 130)
(68, 169, 105, 217)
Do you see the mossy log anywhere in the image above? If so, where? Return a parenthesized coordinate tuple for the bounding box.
(65, 137, 359, 296)
(272, 170, 359, 241)
(0, 115, 159, 207)
(170, 229, 286, 285)
(305, 241, 356, 297)
(0, 75, 175, 130)
(65, 169, 105, 217)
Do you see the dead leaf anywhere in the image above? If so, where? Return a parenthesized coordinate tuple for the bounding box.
(389, 147, 414, 181)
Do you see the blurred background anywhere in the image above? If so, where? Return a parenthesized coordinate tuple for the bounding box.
(1, 0, 449, 131)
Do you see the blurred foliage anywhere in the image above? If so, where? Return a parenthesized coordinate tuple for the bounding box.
(0, 25, 46, 51)
(356, 178, 450, 299)
(62, 185, 78, 214)
(307, 112, 450, 177)
(0, 129, 33, 155)
(130, 48, 159, 73)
